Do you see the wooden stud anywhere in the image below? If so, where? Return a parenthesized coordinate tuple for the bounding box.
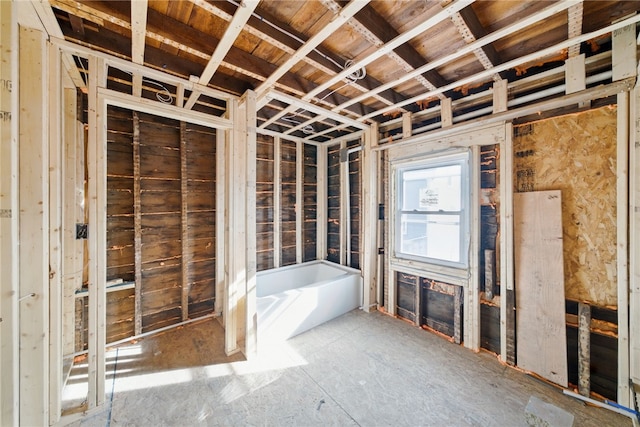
(362, 123, 378, 312)
(565, 54, 586, 95)
(316, 144, 327, 260)
(441, 98, 453, 128)
(244, 90, 258, 359)
(465, 145, 481, 351)
(224, 99, 239, 355)
(499, 123, 515, 364)
(630, 85, 640, 387)
(340, 141, 349, 266)
(612, 21, 637, 82)
(402, 112, 412, 139)
(130, 0, 147, 97)
(617, 91, 631, 406)
(578, 302, 591, 397)
(0, 2, 19, 423)
(48, 41, 63, 426)
(133, 112, 142, 335)
(180, 121, 189, 321)
(62, 87, 79, 357)
(296, 141, 303, 264)
(273, 137, 282, 267)
(493, 79, 508, 114)
(18, 26, 49, 426)
(215, 127, 225, 316)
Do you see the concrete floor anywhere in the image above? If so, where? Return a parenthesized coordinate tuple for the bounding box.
(65, 309, 630, 426)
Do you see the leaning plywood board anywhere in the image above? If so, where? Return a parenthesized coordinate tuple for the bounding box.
(514, 190, 568, 387)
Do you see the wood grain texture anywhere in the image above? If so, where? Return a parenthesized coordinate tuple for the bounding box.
(514, 190, 568, 387)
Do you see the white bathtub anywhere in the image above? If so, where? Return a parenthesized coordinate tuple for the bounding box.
(256, 260, 363, 342)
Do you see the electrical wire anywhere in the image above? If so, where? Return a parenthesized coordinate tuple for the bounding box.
(121, 69, 174, 104)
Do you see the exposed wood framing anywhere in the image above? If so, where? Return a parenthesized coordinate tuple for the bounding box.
(215, 128, 225, 316)
(612, 19, 637, 82)
(296, 141, 303, 264)
(362, 123, 378, 312)
(180, 121, 189, 321)
(451, 7, 502, 81)
(62, 87, 79, 356)
(566, 54, 586, 94)
(50, 35, 235, 102)
(30, 0, 86, 90)
(0, 1, 19, 423)
(273, 137, 282, 267)
(578, 302, 591, 396)
(465, 144, 480, 351)
(499, 123, 515, 363)
(224, 98, 240, 355)
(493, 79, 507, 113)
(185, 0, 259, 109)
(133, 112, 142, 335)
(48, 41, 63, 426)
(441, 98, 453, 128)
(316, 144, 327, 260)
(130, 0, 148, 97)
(322, 0, 447, 94)
(630, 85, 640, 386)
(617, 90, 631, 406)
(374, 78, 635, 153)
(303, 0, 472, 106)
(243, 90, 258, 359)
(191, 0, 404, 109)
(367, 12, 640, 121)
(97, 87, 232, 131)
(329, 1, 575, 117)
(402, 112, 412, 139)
(254, 0, 370, 97)
(18, 26, 50, 426)
(340, 141, 349, 265)
(567, 2, 584, 58)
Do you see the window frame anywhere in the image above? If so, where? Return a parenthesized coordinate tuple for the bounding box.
(393, 150, 470, 269)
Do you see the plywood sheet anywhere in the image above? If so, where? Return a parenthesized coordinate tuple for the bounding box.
(514, 190, 567, 386)
(513, 106, 617, 306)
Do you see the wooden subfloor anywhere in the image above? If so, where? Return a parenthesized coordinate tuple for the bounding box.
(64, 310, 629, 426)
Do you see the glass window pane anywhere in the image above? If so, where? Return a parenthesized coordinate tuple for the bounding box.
(402, 164, 461, 211)
(425, 214, 460, 262)
(400, 213, 427, 256)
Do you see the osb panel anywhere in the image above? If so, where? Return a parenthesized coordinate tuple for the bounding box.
(513, 106, 617, 306)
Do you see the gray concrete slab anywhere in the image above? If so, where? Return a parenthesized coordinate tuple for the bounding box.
(66, 310, 630, 427)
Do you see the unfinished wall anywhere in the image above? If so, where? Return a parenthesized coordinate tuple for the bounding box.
(256, 134, 275, 271)
(303, 144, 318, 262)
(281, 140, 297, 266)
(327, 144, 341, 264)
(513, 105, 617, 306)
(100, 107, 217, 345)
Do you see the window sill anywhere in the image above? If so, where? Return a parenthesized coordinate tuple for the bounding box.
(390, 257, 468, 287)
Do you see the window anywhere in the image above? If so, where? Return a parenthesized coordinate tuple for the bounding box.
(395, 152, 469, 268)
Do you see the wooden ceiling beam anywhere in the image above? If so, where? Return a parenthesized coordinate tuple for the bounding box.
(297, 0, 473, 109)
(255, 0, 370, 96)
(53, 4, 375, 118)
(328, 0, 449, 93)
(454, 6, 504, 81)
(332, 1, 576, 115)
(193, 0, 406, 109)
(184, 0, 259, 109)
